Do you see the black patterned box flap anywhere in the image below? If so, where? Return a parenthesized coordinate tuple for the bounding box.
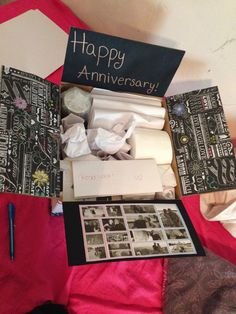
(165, 86, 236, 196)
(62, 28, 185, 97)
(0, 66, 61, 198)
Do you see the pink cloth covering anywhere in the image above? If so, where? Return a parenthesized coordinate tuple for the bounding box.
(0, 1, 235, 314)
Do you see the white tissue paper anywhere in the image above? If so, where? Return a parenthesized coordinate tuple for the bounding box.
(157, 164, 177, 188)
(87, 121, 135, 155)
(88, 108, 164, 134)
(61, 113, 84, 131)
(61, 123, 91, 158)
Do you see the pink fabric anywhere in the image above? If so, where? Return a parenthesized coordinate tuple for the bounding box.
(68, 260, 164, 314)
(0, 193, 73, 313)
(0, 1, 235, 314)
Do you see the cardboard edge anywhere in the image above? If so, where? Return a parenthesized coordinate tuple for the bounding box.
(162, 98, 182, 198)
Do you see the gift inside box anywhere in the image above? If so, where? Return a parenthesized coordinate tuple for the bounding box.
(0, 27, 236, 201)
(60, 83, 173, 201)
(60, 83, 236, 201)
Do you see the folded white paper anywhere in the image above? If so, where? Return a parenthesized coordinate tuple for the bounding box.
(91, 88, 162, 106)
(128, 128, 173, 164)
(92, 98, 165, 117)
(0, 10, 68, 78)
(72, 159, 163, 198)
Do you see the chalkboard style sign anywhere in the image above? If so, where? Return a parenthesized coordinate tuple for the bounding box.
(62, 28, 185, 96)
(63, 200, 205, 266)
(0, 66, 61, 197)
(166, 86, 236, 195)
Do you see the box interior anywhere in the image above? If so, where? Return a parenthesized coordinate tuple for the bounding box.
(60, 82, 182, 200)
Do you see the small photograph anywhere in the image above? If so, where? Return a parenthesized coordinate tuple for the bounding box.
(106, 205, 122, 217)
(108, 243, 130, 250)
(168, 240, 195, 253)
(109, 250, 132, 258)
(84, 219, 101, 233)
(86, 234, 104, 245)
(82, 206, 105, 218)
(106, 233, 129, 242)
(133, 241, 168, 256)
(123, 204, 155, 214)
(102, 218, 126, 231)
(165, 229, 188, 240)
(127, 215, 160, 229)
(159, 208, 183, 228)
(130, 230, 163, 242)
(87, 246, 106, 260)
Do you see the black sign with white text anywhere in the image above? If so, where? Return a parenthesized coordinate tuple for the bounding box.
(62, 28, 185, 96)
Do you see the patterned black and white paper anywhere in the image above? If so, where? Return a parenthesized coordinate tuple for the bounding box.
(166, 86, 236, 195)
(0, 66, 61, 197)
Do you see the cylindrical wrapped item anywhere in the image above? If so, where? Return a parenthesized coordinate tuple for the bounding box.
(92, 98, 165, 118)
(88, 108, 165, 134)
(91, 88, 162, 106)
(62, 87, 92, 119)
(128, 128, 173, 164)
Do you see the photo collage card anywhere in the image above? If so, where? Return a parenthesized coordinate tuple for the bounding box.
(63, 201, 205, 265)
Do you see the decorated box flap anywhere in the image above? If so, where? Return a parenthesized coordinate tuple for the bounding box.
(165, 86, 236, 196)
(0, 66, 61, 198)
(62, 28, 185, 97)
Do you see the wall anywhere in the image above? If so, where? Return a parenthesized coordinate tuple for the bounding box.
(63, 0, 236, 138)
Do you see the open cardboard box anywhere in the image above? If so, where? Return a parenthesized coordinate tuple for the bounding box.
(0, 28, 236, 202)
(60, 28, 236, 200)
(61, 84, 236, 201)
